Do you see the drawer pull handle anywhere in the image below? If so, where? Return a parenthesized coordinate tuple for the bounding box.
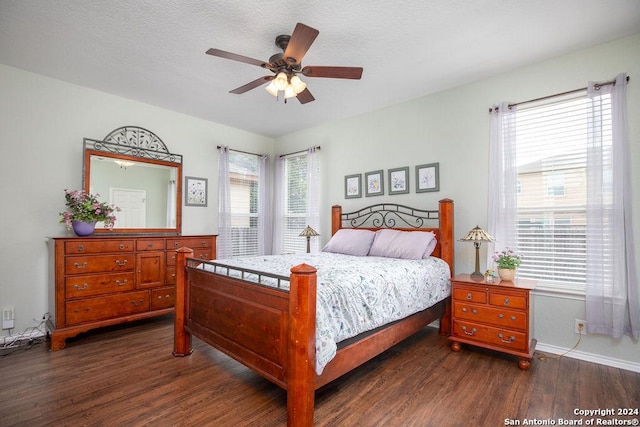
(498, 333, 515, 344)
(74, 308, 91, 313)
(73, 262, 88, 269)
(119, 244, 125, 250)
(148, 243, 154, 248)
(461, 326, 477, 336)
(201, 241, 206, 247)
(157, 295, 163, 300)
(462, 307, 467, 313)
(511, 316, 516, 321)
(131, 299, 145, 306)
(472, 309, 478, 314)
(498, 314, 504, 319)
(115, 259, 128, 267)
(115, 279, 128, 286)
(174, 242, 179, 247)
(466, 293, 472, 300)
(77, 245, 85, 252)
(73, 283, 88, 290)
(503, 298, 510, 306)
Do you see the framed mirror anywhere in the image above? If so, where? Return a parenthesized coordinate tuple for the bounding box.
(83, 127, 182, 234)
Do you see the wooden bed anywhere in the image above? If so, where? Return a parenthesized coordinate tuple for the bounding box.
(173, 199, 454, 426)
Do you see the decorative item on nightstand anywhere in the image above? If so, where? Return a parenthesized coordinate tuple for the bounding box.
(299, 225, 320, 253)
(459, 226, 494, 280)
(492, 247, 522, 281)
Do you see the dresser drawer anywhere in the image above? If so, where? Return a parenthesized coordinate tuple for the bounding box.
(137, 239, 165, 251)
(489, 292, 527, 310)
(151, 286, 175, 310)
(65, 273, 135, 299)
(65, 291, 149, 325)
(166, 237, 212, 250)
(166, 248, 213, 266)
(65, 254, 135, 274)
(453, 320, 527, 352)
(65, 240, 134, 255)
(453, 302, 527, 331)
(453, 287, 487, 304)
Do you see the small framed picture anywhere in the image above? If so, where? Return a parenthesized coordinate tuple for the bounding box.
(416, 163, 440, 193)
(185, 176, 208, 206)
(345, 174, 362, 199)
(388, 166, 409, 195)
(365, 170, 384, 197)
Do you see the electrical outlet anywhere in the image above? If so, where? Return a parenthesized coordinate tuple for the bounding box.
(575, 319, 587, 335)
(2, 307, 15, 330)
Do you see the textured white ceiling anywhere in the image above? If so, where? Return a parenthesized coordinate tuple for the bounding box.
(1, 1, 639, 138)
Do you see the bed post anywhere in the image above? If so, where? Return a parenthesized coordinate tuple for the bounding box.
(287, 263, 317, 427)
(331, 205, 342, 236)
(438, 198, 454, 336)
(173, 247, 194, 357)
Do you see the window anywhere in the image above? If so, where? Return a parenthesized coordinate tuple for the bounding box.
(278, 151, 320, 254)
(227, 151, 259, 257)
(513, 93, 611, 291)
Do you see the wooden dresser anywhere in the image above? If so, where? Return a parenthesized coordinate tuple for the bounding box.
(449, 274, 537, 370)
(49, 234, 216, 350)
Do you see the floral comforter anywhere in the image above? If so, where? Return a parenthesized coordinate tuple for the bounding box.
(204, 252, 451, 374)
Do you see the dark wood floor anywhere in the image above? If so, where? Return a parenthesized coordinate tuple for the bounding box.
(2, 315, 639, 427)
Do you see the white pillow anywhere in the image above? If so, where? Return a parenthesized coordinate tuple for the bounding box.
(322, 229, 376, 256)
(423, 236, 438, 258)
(368, 229, 436, 260)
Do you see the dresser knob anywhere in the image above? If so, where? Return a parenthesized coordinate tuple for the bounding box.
(472, 309, 478, 314)
(461, 326, 477, 336)
(511, 316, 516, 321)
(148, 243, 154, 248)
(503, 298, 510, 306)
(77, 244, 85, 252)
(498, 314, 504, 319)
(174, 242, 179, 247)
(201, 241, 206, 247)
(462, 307, 467, 313)
(466, 293, 472, 300)
(119, 244, 125, 250)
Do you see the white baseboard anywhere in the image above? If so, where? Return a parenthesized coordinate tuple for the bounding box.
(536, 342, 640, 373)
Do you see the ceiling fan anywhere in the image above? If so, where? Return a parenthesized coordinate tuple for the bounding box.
(206, 22, 363, 104)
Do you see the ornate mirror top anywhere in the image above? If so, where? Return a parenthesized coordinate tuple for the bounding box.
(84, 126, 182, 164)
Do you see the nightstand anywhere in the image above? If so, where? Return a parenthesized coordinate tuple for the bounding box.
(449, 273, 537, 370)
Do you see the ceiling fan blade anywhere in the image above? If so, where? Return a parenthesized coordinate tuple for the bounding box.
(206, 48, 267, 67)
(302, 66, 363, 79)
(296, 88, 315, 104)
(283, 23, 319, 65)
(229, 76, 274, 94)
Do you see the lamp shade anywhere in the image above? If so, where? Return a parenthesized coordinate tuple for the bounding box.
(459, 226, 494, 242)
(299, 225, 320, 237)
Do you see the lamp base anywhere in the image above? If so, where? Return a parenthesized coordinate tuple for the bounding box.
(470, 271, 484, 281)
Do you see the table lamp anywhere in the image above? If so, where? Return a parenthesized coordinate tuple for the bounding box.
(459, 226, 495, 280)
(299, 225, 320, 253)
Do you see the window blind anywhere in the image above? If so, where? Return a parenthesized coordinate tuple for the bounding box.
(280, 153, 308, 254)
(513, 92, 612, 291)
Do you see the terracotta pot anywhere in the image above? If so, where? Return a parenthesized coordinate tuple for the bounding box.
(498, 268, 516, 281)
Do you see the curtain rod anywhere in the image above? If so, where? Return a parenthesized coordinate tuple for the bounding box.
(489, 75, 630, 112)
(279, 145, 321, 158)
(217, 146, 267, 158)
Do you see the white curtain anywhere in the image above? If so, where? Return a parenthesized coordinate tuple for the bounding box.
(585, 73, 639, 339)
(306, 146, 321, 251)
(487, 102, 518, 265)
(257, 154, 272, 255)
(217, 145, 232, 259)
(271, 156, 285, 255)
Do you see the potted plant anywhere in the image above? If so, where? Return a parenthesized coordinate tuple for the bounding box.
(59, 189, 120, 236)
(492, 247, 522, 281)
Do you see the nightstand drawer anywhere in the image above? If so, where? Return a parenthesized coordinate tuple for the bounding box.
(489, 292, 527, 310)
(453, 287, 487, 304)
(453, 320, 527, 352)
(453, 302, 527, 331)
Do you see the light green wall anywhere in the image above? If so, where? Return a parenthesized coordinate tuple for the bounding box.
(0, 64, 274, 337)
(275, 33, 640, 368)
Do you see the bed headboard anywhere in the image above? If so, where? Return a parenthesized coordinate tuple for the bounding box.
(331, 199, 454, 272)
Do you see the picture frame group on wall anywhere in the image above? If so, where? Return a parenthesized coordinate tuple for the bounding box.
(185, 176, 208, 207)
(344, 162, 440, 199)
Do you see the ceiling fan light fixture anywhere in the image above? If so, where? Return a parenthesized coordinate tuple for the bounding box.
(284, 84, 297, 99)
(290, 75, 306, 94)
(265, 81, 279, 97)
(274, 72, 288, 91)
